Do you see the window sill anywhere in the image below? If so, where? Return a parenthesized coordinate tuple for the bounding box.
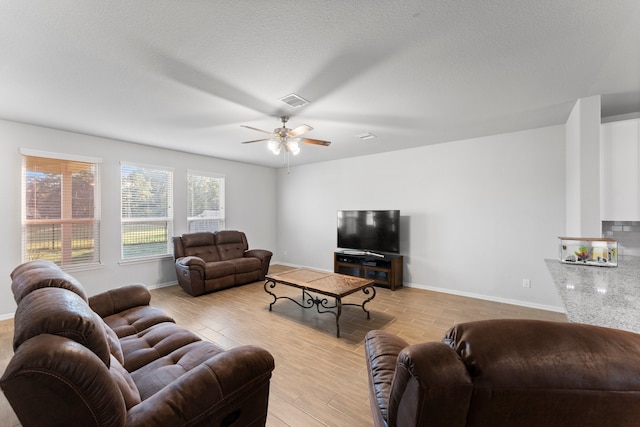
(118, 255, 174, 266)
(60, 263, 104, 273)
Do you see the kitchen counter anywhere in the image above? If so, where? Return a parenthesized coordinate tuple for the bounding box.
(545, 257, 640, 333)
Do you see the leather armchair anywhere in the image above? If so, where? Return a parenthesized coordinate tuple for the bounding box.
(173, 230, 272, 296)
(365, 319, 640, 427)
(1, 260, 275, 427)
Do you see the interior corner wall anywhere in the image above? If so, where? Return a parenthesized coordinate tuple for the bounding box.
(275, 125, 566, 310)
(565, 95, 602, 237)
(0, 119, 277, 318)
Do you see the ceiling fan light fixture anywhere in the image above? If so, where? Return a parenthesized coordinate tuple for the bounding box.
(279, 93, 309, 108)
(287, 138, 301, 155)
(267, 138, 281, 155)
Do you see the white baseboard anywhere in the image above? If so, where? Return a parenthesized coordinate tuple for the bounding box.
(145, 280, 179, 290)
(403, 282, 566, 313)
(272, 261, 565, 313)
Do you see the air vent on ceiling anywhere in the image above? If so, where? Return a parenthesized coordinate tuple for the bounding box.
(356, 132, 377, 140)
(279, 93, 310, 108)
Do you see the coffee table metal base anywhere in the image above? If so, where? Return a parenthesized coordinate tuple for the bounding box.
(264, 280, 375, 338)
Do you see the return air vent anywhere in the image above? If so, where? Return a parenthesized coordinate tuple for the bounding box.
(356, 132, 377, 140)
(279, 93, 309, 108)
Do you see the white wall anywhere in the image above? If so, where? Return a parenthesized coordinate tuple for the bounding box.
(0, 119, 277, 317)
(276, 125, 566, 310)
(565, 95, 602, 237)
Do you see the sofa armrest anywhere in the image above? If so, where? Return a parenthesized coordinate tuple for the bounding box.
(364, 330, 409, 426)
(388, 342, 473, 427)
(126, 345, 275, 427)
(175, 256, 207, 280)
(245, 249, 273, 279)
(0, 334, 127, 427)
(176, 255, 207, 269)
(245, 249, 272, 261)
(89, 284, 152, 318)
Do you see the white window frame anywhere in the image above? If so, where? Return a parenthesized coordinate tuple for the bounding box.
(187, 170, 226, 233)
(20, 148, 102, 269)
(120, 161, 174, 262)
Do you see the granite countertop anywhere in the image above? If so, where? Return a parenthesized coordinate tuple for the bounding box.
(545, 257, 640, 333)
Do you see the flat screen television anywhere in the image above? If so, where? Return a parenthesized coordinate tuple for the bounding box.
(337, 210, 400, 254)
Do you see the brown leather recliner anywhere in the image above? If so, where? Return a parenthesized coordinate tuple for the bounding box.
(1, 260, 275, 427)
(173, 230, 273, 296)
(365, 319, 640, 427)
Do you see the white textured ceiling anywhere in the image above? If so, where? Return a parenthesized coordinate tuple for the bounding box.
(1, 1, 639, 168)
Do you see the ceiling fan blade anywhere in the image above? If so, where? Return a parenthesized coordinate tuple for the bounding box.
(301, 138, 331, 146)
(240, 125, 273, 135)
(287, 124, 313, 137)
(241, 138, 270, 144)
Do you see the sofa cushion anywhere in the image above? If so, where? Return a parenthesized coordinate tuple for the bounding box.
(204, 260, 236, 279)
(102, 317, 125, 364)
(10, 259, 58, 280)
(13, 287, 111, 366)
(215, 230, 248, 261)
(119, 322, 203, 372)
(109, 354, 142, 409)
(102, 305, 175, 339)
(230, 257, 262, 274)
(131, 341, 226, 400)
(180, 232, 221, 262)
(10, 262, 88, 304)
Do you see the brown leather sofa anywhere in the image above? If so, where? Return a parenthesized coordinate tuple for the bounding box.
(173, 230, 273, 296)
(1, 260, 275, 427)
(365, 319, 640, 427)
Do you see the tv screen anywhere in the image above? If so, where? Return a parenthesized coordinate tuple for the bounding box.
(337, 210, 400, 254)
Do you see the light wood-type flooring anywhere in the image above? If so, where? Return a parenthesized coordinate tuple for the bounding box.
(0, 265, 566, 427)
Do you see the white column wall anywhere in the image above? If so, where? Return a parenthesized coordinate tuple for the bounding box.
(565, 95, 602, 237)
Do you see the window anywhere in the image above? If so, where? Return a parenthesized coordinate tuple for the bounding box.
(187, 170, 225, 232)
(121, 162, 173, 260)
(21, 150, 101, 268)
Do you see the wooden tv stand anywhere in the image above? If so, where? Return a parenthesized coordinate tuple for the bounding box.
(334, 251, 403, 291)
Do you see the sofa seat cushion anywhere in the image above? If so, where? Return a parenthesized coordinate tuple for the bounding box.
(230, 257, 261, 274)
(103, 305, 175, 339)
(131, 341, 225, 400)
(120, 322, 203, 372)
(204, 260, 236, 279)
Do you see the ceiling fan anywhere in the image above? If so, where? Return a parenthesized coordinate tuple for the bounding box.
(240, 116, 331, 156)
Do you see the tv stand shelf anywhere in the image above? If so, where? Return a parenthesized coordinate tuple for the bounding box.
(334, 251, 403, 291)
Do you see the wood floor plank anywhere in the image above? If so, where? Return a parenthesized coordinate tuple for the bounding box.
(0, 264, 566, 426)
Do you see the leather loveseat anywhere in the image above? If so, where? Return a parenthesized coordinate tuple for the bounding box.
(1, 260, 275, 427)
(173, 230, 272, 296)
(365, 319, 640, 427)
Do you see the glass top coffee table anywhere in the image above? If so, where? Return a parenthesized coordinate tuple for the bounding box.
(264, 268, 376, 338)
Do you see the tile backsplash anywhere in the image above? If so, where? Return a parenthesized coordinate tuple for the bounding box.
(602, 221, 640, 257)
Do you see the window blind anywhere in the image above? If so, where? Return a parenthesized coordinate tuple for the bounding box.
(22, 153, 101, 267)
(121, 162, 173, 260)
(187, 170, 225, 233)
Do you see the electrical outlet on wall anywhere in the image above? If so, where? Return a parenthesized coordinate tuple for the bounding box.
(522, 278, 531, 288)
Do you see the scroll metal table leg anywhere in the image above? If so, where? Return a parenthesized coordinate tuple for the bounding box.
(336, 297, 342, 338)
(264, 280, 277, 311)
